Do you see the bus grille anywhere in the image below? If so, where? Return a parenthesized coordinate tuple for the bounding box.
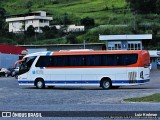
(128, 72, 137, 83)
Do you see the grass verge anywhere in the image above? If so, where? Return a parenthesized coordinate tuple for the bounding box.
(124, 94, 160, 102)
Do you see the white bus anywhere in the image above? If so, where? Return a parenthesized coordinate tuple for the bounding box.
(16, 50, 150, 89)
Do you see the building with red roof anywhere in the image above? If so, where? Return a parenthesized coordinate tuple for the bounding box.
(0, 44, 27, 68)
(0, 44, 27, 55)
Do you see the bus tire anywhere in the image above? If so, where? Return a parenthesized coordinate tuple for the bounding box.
(15, 75, 18, 79)
(35, 78, 45, 89)
(100, 78, 112, 90)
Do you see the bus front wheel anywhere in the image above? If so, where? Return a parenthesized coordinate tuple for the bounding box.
(101, 78, 112, 90)
(35, 79, 45, 89)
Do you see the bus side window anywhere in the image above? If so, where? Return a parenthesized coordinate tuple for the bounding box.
(52, 56, 68, 66)
(102, 55, 115, 66)
(119, 54, 128, 66)
(69, 55, 84, 66)
(36, 56, 51, 67)
(103, 54, 127, 66)
(109, 55, 118, 66)
(125, 54, 138, 65)
(85, 55, 101, 66)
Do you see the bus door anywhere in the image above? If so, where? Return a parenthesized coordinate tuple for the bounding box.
(65, 55, 83, 86)
(114, 54, 127, 84)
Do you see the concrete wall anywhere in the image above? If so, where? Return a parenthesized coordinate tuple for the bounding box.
(20, 44, 105, 52)
(27, 48, 47, 54)
(0, 53, 19, 68)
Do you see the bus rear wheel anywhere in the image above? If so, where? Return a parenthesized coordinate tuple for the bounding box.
(101, 78, 112, 90)
(35, 79, 45, 89)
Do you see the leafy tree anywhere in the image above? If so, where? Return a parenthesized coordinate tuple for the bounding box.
(152, 24, 160, 35)
(57, 26, 65, 37)
(58, 13, 72, 33)
(63, 13, 71, 26)
(0, 7, 6, 19)
(126, 0, 157, 14)
(26, 25, 35, 37)
(80, 17, 95, 29)
(25, 1, 33, 12)
(41, 26, 50, 32)
(66, 33, 77, 44)
(0, 7, 6, 36)
(26, 1, 33, 8)
(41, 26, 58, 39)
(156, 0, 160, 13)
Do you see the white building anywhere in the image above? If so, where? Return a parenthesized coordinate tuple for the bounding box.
(149, 50, 160, 69)
(99, 34, 152, 50)
(55, 24, 85, 32)
(6, 11, 53, 33)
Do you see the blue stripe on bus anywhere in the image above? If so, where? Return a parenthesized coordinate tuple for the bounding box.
(46, 52, 51, 56)
(112, 79, 150, 84)
(18, 79, 150, 84)
(45, 81, 99, 84)
(18, 81, 34, 84)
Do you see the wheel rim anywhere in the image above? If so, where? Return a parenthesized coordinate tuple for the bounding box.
(103, 81, 110, 89)
(16, 75, 18, 79)
(37, 81, 43, 88)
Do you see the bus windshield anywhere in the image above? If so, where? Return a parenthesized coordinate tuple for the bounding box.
(19, 56, 36, 74)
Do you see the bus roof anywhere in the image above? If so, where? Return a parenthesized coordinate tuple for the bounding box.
(23, 50, 147, 58)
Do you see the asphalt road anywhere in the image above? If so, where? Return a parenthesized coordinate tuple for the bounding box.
(0, 70, 160, 120)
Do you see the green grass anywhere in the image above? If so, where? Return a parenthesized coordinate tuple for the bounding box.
(124, 94, 160, 102)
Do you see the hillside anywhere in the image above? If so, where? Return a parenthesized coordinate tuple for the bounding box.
(1, 0, 160, 49)
(2, 0, 129, 25)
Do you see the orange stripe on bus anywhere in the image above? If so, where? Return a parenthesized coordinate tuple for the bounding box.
(52, 50, 143, 56)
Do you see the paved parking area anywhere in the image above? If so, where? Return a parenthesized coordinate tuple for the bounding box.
(0, 70, 160, 119)
(0, 70, 159, 106)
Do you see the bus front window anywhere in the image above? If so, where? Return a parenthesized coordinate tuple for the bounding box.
(19, 56, 36, 74)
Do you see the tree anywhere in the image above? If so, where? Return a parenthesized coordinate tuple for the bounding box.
(58, 13, 72, 32)
(26, 25, 35, 37)
(26, 1, 33, 12)
(0, 7, 6, 19)
(41, 26, 58, 39)
(126, 0, 157, 14)
(63, 13, 71, 26)
(152, 24, 160, 35)
(66, 33, 77, 44)
(41, 26, 50, 32)
(80, 17, 95, 29)
(156, 0, 160, 13)
(26, 1, 32, 8)
(0, 7, 6, 36)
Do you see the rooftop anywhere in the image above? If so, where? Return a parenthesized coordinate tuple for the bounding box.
(99, 34, 152, 41)
(6, 11, 52, 18)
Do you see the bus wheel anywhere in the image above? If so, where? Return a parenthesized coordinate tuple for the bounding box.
(35, 79, 45, 89)
(101, 78, 112, 90)
(15, 75, 18, 79)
